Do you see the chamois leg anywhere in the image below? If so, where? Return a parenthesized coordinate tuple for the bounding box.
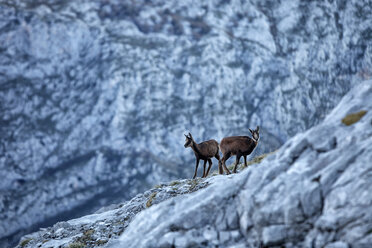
(218, 161, 223, 174)
(233, 155, 241, 173)
(215, 153, 220, 161)
(243, 155, 248, 167)
(220, 152, 231, 175)
(202, 160, 207, 178)
(205, 159, 213, 177)
(193, 158, 200, 179)
(215, 154, 223, 174)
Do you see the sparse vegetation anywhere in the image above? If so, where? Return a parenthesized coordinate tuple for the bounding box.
(246, 151, 276, 166)
(342, 110, 367, 126)
(210, 151, 276, 176)
(96, 239, 108, 245)
(69, 242, 85, 248)
(146, 192, 157, 208)
(20, 238, 32, 247)
(84, 229, 94, 237)
(169, 180, 181, 186)
(72, 229, 95, 247)
(188, 179, 199, 191)
(114, 220, 125, 225)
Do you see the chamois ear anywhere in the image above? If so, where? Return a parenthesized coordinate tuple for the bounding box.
(249, 128, 253, 133)
(256, 126, 260, 132)
(184, 134, 188, 138)
(188, 132, 193, 139)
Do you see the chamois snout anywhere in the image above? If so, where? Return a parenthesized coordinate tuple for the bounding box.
(184, 134, 192, 148)
(249, 126, 260, 141)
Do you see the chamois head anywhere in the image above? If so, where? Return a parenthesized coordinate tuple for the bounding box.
(184, 133, 194, 148)
(249, 126, 260, 142)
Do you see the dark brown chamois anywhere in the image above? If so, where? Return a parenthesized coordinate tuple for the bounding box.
(184, 133, 220, 179)
(219, 126, 260, 174)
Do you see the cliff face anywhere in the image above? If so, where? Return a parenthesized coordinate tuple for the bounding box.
(1, 0, 372, 246)
(16, 81, 372, 248)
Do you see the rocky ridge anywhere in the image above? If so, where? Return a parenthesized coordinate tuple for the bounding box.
(108, 81, 372, 247)
(16, 177, 211, 248)
(16, 80, 372, 247)
(1, 0, 372, 246)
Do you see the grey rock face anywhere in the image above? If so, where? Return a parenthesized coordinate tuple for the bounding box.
(104, 80, 372, 247)
(1, 0, 372, 246)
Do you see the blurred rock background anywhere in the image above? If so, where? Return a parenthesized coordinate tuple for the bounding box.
(0, 0, 371, 246)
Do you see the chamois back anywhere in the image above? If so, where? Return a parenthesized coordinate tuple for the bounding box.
(218, 126, 260, 174)
(220, 136, 256, 156)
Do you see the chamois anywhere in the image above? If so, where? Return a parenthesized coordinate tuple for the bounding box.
(184, 133, 220, 179)
(219, 126, 260, 174)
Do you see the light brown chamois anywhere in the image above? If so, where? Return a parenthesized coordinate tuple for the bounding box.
(219, 126, 260, 174)
(184, 133, 220, 179)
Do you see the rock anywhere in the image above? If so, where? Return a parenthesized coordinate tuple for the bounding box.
(174, 236, 189, 247)
(300, 182, 322, 218)
(218, 231, 230, 243)
(262, 225, 287, 246)
(230, 230, 240, 241)
(203, 227, 217, 241)
(324, 241, 349, 248)
(101, 80, 372, 247)
(2, 0, 372, 246)
(13, 178, 210, 248)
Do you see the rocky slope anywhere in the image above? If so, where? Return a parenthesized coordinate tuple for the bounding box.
(15, 177, 211, 248)
(16, 80, 372, 247)
(1, 0, 372, 246)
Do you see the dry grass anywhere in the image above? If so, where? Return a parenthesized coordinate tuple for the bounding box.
(169, 180, 181, 186)
(69, 242, 85, 248)
(245, 151, 276, 166)
(187, 179, 199, 192)
(146, 192, 157, 208)
(96, 240, 108, 246)
(211, 151, 277, 176)
(20, 238, 32, 247)
(342, 110, 367, 126)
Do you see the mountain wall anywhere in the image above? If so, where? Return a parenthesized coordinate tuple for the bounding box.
(1, 0, 371, 246)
